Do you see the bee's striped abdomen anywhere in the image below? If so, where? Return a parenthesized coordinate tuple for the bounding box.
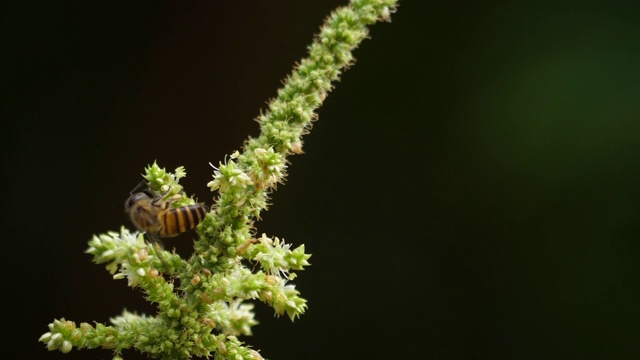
(159, 204, 207, 238)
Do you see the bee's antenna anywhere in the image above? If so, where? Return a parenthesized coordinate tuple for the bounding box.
(130, 180, 148, 195)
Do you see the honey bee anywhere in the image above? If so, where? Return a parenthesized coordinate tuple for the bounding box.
(124, 182, 207, 245)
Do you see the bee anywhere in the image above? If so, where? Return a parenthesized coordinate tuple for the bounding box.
(124, 181, 207, 245)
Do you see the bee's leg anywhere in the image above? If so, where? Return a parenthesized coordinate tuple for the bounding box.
(148, 233, 165, 249)
(147, 233, 169, 270)
(151, 187, 173, 207)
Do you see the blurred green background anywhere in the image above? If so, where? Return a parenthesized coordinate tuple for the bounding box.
(3, 1, 639, 358)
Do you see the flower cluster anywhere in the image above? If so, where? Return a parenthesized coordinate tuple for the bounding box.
(144, 161, 186, 194)
(86, 228, 154, 280)
(247, 233, 311, 277)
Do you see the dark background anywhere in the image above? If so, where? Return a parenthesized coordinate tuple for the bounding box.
(3, 1, 640, 359)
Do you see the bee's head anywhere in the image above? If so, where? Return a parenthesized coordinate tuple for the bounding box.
(124, 190, 153, 213)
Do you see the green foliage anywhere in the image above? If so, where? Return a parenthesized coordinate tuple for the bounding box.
(40, 0, 397, 358)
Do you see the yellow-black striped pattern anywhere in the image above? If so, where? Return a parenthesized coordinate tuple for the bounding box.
(158, 204, 207, 238)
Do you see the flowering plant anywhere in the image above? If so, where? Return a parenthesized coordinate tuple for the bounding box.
(40, 1, 397, 358)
